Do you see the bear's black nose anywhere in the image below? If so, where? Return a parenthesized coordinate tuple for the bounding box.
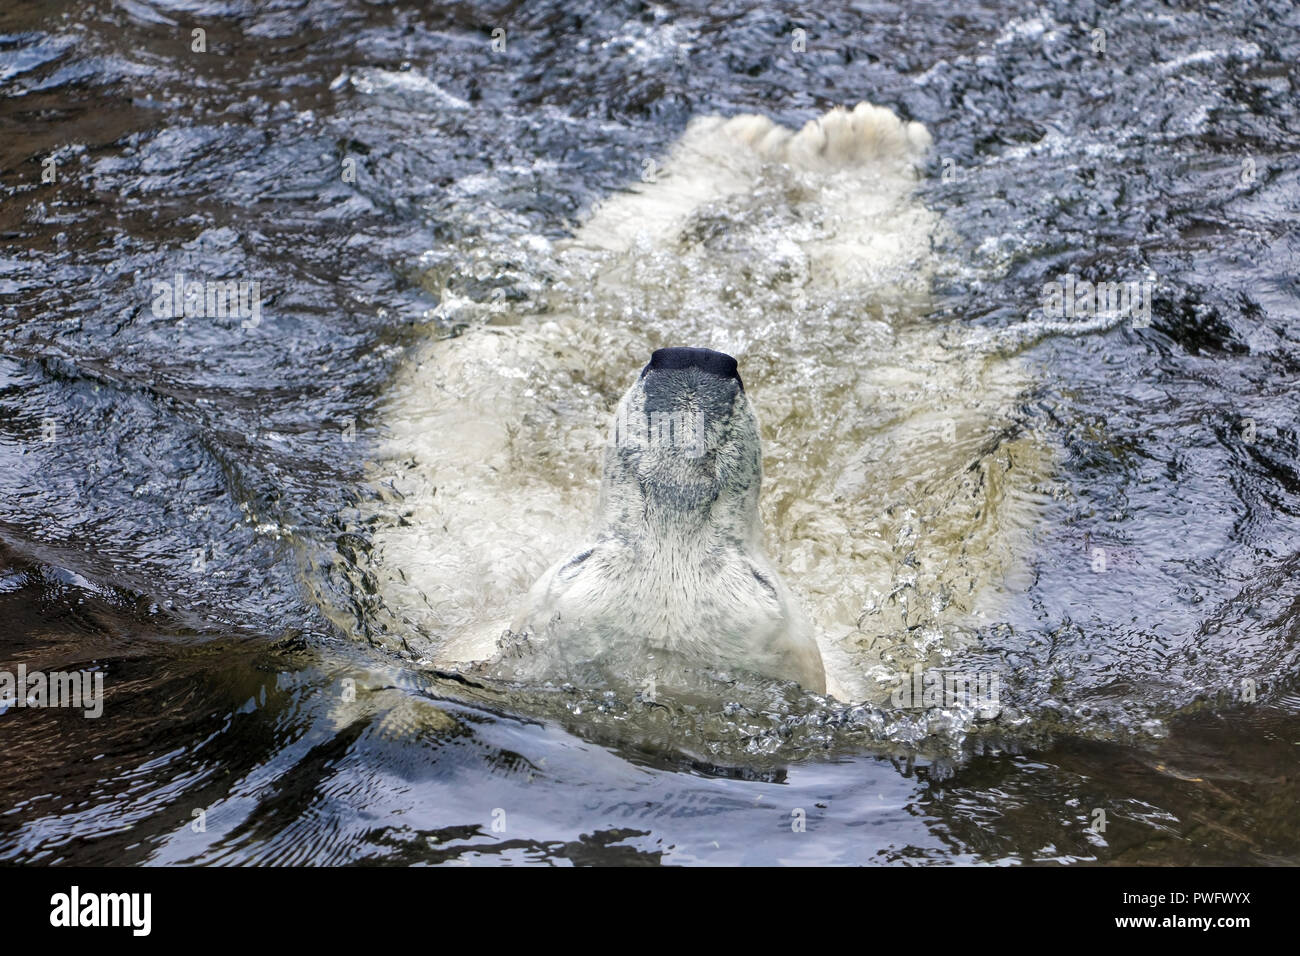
(641, 347, 743, 390)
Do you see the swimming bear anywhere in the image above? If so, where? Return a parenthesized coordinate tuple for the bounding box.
(503, 347, 827, 694)
(358, 101, 1047, 706)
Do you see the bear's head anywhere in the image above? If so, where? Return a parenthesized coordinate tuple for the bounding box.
(498, 346, 824, 696)
(597, 347, 762, 545)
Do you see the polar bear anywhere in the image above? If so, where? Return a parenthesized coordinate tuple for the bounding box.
(348, 100, 1048, 706)
(502, 346, 826, 693)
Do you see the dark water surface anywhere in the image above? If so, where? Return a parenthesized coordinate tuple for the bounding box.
(2, 0, 1299, 864)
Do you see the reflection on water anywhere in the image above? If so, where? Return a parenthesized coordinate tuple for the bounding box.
(1, 0, 1299, 864)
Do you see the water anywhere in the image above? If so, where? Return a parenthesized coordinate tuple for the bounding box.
(2, 0, 1299, 865)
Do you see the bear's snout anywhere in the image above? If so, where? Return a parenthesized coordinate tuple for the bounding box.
(640, 346, 743, 389)
(636, 347, 744, 450)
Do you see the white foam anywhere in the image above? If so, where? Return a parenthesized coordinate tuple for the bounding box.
(349, 68, 471, 109)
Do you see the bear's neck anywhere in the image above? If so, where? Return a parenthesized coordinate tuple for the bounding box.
(597, 483, 757, 564)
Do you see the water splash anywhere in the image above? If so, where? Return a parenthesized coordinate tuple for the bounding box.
(339, 103, 1053, 743)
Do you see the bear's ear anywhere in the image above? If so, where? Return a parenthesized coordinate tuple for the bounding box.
(747, 563, 780, 603)
(558, 548, 595, 581)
